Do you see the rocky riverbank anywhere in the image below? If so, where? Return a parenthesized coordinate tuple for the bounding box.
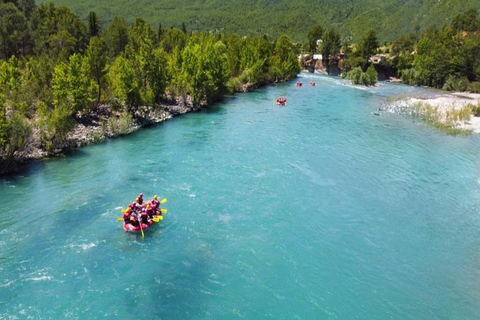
(2, 100, 201, 175)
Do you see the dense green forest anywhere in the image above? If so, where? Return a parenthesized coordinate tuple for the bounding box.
(0, 0, 299, 173)
(391, 9, 480, 91)
(37, 0, 480, 42)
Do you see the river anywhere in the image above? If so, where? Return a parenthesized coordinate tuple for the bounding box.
(1, 74, 480, 319)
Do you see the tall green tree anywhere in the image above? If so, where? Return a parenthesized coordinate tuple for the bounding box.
(0, 93, 32, 169)
(177, 37, 229, 105)
(321, 28, 341, 64)
(0, 55, 22, 93)
(359, 30, 379, 60)
(52, 53, 95, 114)
(452, 9, 479, 33)
(223, 34, 242, 77)
(85, 36, 108, 104)
(272, 35, 300, 81)
(104, 16, 129, 58)
(157, 22, 163, 40)
(88, 11, 100, 37)
(33, 3, 88, 57)
(136, 37, 168, 103)
(128, 18, 157, 52)
(0, 2, 27, 59)
(108, 55, 140, 108)
(391, 34, 416, 56)
(308, 24, 324, 53)
(16, 0, 36, 18)
(160, 27, 186, 53)
(38, 100, 74, 151)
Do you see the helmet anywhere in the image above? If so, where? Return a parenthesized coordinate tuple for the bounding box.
(139, 193, 143, 198)
(135, 197, 139, 202)
(126, 207, 131, 213)
(147, 204, 150, 208)
(153, 195, 157, 200)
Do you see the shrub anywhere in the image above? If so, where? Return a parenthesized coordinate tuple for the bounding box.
(443, 76, 469, 92)
(401, 68, 421, 86)
(359, 72, 370, 85)
(467, 103, 480, 117)
(108, 112, 134, 136)
(467, 82, 480, 93)
(345, 66, 377, 86)
(239, 69, 252, 84)
(458, 107, 471, 121)
(347, 67, 362, 84)
(226, 77, 242, 94)
(38, 101, 75, 152)
(366, 64, 378, 85)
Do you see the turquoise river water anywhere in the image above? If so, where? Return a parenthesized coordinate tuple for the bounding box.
(1, 74, 480, 319)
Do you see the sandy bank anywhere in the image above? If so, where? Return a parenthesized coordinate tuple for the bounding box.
(386, 92, 480, 133)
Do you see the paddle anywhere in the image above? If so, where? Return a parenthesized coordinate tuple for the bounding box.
(117, 209, 126, 221)
(160, 198, 167, 204)
(152, 215, 164, 222)
(137, 213, 145, 238)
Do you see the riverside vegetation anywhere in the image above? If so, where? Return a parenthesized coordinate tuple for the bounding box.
(306, 9, 480, 90)
(0, 1, 300, 174)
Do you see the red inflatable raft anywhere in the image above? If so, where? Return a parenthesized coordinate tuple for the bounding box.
(123, 219, 157, 233)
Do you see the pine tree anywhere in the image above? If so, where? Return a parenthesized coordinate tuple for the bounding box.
(88, 11, 101, 37)
(158, 23, 163, 40)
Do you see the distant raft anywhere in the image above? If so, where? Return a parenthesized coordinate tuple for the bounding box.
(275, 97, 287, 106)
(296, 81, 303, 87)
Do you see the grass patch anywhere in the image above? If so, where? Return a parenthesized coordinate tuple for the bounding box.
(426, 121, 472, 136)
(412, 102, 473, 136)
(108, 112, 134, 136)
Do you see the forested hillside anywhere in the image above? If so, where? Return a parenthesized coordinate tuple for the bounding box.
(36, 0, 480, 42)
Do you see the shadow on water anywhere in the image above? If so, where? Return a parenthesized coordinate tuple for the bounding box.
(0, 149, 92, 183)
(147, 254, 211, 319)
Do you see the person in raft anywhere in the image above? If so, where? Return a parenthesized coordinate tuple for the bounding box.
(151, 195, 162, 216)
(133, 197, 143, 211)
(123, 207, 140, 227)
(140, 208, 149, 224)
(146, 204, 155, 219)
